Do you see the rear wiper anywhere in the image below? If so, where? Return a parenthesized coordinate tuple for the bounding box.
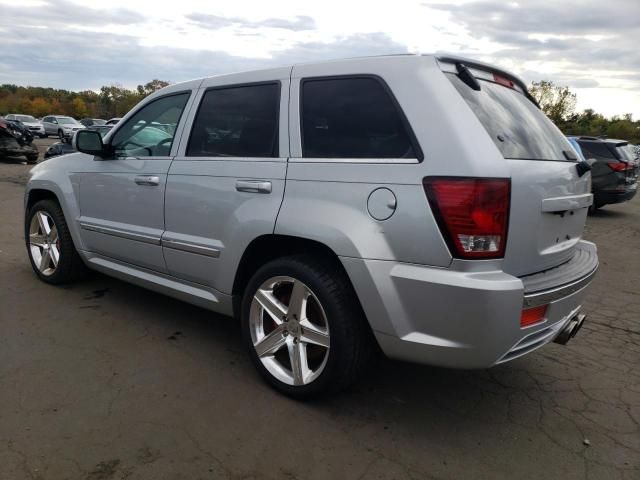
(455, 63, 481, 91)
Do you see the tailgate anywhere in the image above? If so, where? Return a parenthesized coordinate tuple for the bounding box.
(504, 160, 591, 276)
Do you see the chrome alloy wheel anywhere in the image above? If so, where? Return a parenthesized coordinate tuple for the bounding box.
(28, 211, 60, 276)
(250, 276, 330, 386)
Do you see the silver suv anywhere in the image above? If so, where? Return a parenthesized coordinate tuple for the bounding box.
(24, 55, 598, 397)
(42, 115, 85, 139)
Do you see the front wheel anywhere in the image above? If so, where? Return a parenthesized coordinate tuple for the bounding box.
(241, 255, 372, 398)
(25, 199, 87, 284)
(58, 130, 64, 140)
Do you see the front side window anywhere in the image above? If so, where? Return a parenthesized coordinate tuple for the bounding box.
(301, 77, 417, 159)
(111, 93, 190, 157)
(187, 83, 280, 157)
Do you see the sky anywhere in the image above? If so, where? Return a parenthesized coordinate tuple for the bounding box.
(0, 0, 639, 118)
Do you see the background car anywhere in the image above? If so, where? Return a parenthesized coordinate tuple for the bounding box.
(571, 136, 638, 211)
(105, 117, 122, 125)
(42, 115, 85, 139)
(44, 124, 113, 159)
(80, 118, 107, 127)
(0, 117, 38, 164)
(4, 114, 46, 137)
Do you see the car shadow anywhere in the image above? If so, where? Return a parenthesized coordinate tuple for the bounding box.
(67, 269, 542, 430)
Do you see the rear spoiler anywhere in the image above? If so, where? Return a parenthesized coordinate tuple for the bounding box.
(436, 55, 541, 109)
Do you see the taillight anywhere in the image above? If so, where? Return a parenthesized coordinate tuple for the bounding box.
(607, 162, 632, 172)
(520, 305, 547, 328)
(423, 177, 510, 259)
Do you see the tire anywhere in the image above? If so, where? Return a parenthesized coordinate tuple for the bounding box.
(25, 199, 87, 284)
(241, 254, 373, 398)
(58, 130, 64, 140)
(26, 153, 38, 165)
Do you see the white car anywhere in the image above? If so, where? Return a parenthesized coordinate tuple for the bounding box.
(4, 114, 46, 138)
(42, 115, 85, 140)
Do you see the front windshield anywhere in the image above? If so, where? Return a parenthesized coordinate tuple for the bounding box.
(58, 117, 78, 125)
(16, 115, 37, 122)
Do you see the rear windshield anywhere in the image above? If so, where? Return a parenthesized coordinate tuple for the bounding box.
(447, 73, 574, 161)
(577, 141, 616, 161)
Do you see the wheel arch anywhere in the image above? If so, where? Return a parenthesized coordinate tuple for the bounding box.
(231, 234, 361, 316)
(25, 183, 86, 253)
(26, 188, 60, 212)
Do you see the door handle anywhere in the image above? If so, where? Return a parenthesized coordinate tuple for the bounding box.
(134, 175, 160, 186)
(235, 180, 272, 194)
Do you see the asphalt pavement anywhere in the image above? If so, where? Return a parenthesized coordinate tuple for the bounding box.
(0, 146, 638, 479)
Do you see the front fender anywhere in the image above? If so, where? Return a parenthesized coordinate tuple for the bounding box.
(25, 153, 89, 252)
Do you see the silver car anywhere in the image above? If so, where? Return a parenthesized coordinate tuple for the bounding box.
(24, 55, 598, 397)
(41, 115, 85, 139)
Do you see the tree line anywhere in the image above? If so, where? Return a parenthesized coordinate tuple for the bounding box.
(1, 78, 638, 143)
(0, 79, 170, 120)
(528, 81, 639, 144)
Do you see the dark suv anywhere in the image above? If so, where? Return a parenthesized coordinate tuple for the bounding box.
(571, 137, 638, 211)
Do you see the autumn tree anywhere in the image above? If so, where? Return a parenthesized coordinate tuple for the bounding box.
(29, 97, 51, 117)
(71, 97, 89, 118)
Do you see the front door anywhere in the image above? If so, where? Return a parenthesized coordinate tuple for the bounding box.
(77, 90, 195, 273)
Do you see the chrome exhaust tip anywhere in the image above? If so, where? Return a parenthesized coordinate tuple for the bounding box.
(554, 313, 586, 345)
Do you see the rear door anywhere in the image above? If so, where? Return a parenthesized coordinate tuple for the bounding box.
(163, 68, 290, 293)
(442, 62, 592, 276)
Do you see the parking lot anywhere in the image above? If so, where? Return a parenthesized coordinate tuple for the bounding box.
(0, 146, 639, 479)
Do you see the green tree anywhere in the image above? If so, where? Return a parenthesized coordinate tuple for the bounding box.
(528, 80, 577, 126)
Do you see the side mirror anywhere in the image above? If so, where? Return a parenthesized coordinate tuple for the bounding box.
(75, 130, 108, 157)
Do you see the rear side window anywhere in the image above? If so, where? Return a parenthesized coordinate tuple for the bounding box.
(447, 73, 573, 161)
(301, 77, 418, 159)
(577, 141, 616, 161)
(187, 83, 280, 157)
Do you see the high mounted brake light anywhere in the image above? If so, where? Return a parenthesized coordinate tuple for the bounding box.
(493, 74, 515, 89)
(423, 177, 511, 259)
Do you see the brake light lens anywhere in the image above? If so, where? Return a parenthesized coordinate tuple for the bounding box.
(493, 74, 515, 89)
(423, 177, 510, 259)
(521, 305, 548, 328)
(607, 162, 632, 172)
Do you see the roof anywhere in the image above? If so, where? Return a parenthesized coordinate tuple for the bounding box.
(164, 52, 525, 94)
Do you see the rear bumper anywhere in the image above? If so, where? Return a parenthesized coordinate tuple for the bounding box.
(595, 187, 637, 206)
(341, 241, 598, 369)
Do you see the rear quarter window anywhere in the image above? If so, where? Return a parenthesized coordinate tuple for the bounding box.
(447, 73, 573, 161)
(301, 76, 420, 159)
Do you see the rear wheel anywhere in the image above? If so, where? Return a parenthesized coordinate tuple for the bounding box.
(241, 255, 372, 398)
(25, 200, 87, 284)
